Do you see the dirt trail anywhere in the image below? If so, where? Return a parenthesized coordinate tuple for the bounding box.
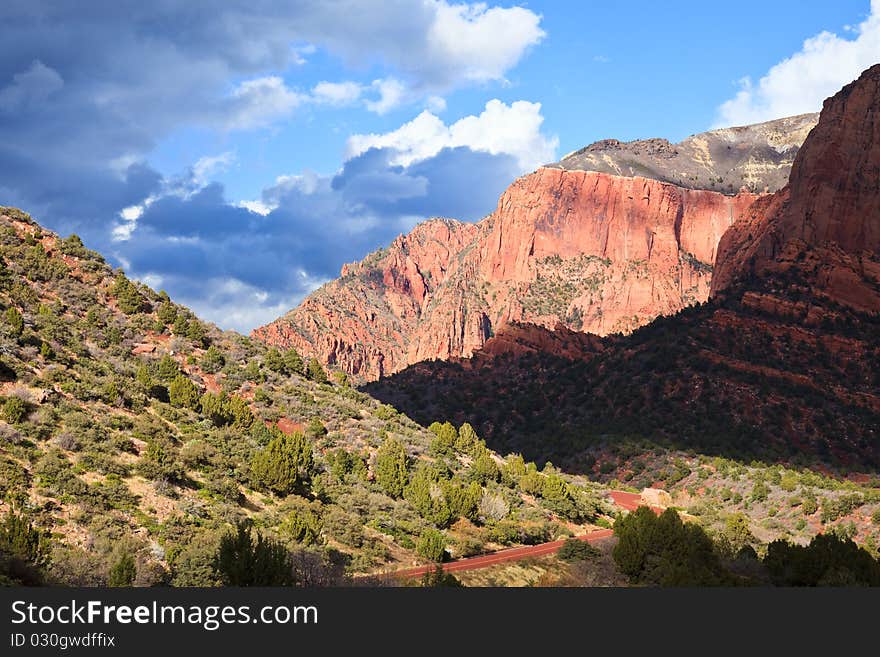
(377, 490, 662, 580)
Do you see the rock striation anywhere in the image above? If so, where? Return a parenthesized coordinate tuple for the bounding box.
(254, 116, 816, 380)
(364, 66, 880, 471)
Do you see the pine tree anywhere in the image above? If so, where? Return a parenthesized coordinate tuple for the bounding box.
(428, 421, 457, 456)
(264, 348, 285, 373)
(108, 552, 136, 586)
(404, 467, 435, 518)
(200, 392, 233, 427)
(213, 522, 293, 586)
(157, 300, 178, 325)
(0, 509, 48, 567)
(0, 509, 48, 585)
(172, 314, 189, 336)
(112, 273, 145, 315)
(4, 307, 23, 337)
(307, 357, 327, 384)
(455, 422, 479, 453)
(2, 396, 28, 424)
(157, 354, 180, 381)
(470, 452, 500, 485)
(250, 431, 314, 496)
(283, 348, 304, 376)
(168, 375, 200, 409)
(416, 529, 447, 562)
(186, 320, 207, 347)
(226, 395, 254, 429)
(374, 436, 408, 498)
(201, 345, 225, 373)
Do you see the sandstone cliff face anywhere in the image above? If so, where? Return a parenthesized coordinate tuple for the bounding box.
(713, 65, 880, 314)
(252, 219, 478, 378)
(255, 117, 812, 381)
(365, 68, 880, 470)
(478, 168, 760, 335)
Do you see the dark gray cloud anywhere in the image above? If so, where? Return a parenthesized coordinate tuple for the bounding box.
(0, 2, 542, 331)
(113, 146, 517, 330)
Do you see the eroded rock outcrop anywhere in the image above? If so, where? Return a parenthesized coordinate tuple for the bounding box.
(255, 116, 814, 380)
(365, 67, 880, 470)
(713, 64, 880, 314)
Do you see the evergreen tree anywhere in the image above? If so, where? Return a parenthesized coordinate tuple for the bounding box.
(2, 396, 28, 424)
(428, 421, 457, 455)
(305, 417, 327, 439)
(470, 452, 500, 485)
(455, 422, 479, 453)
(374, 436, 408, 498)
(720, 512, 755, 557)
(416, 529, 447, 562)
(186, 320, 207, 346)
(172, 314, 189, 336)
(764, 534, 880, 586)
(404, 467, 435, 518)
(0, 509, 48, 567)
(226, 396, 254, 429)
(168, 375, 200, 410)
(157, 354, 180, 382)
(613, 507, 727, 586)
(307, 357, 327, 384)
(264, 348, 285, 373)
(157, 299, 178, 325)
(250, 431, 314, 496)
(199, 392, 233, 426)
(112, 274, 145, 315)
(283, 348, 304, 376)
(213, 523, 294, 586)
(4, 307, 23, 337)
(281, 507, 323, 546)
(443, 480, 482, 522)
(502, 453, 528, 487)
(243, 360, 264, 383)
(108, 552, 136, 586)
(201, 345, 225, 373)
(0, 509, 48, 585)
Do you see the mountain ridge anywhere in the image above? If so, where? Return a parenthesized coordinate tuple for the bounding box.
(553, 113, 819, 194)
(365, 66, 880, 472)
(254, 115, 817, 380)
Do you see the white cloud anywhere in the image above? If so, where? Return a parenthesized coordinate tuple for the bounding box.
(192, 151, 235, 184)
(426, 2, 545, 84)
(425, 95, 447, 113)
(173, 276, 324, 334)
(114, 198, 156, 241)
(291, 44, 317, 66)
(311, 80, 363, 106)
(225, 76, 304, 129)
(310, 77, 414, 114)
(0, 60, 64, 112)
(365, 77, 407, 114)
(716, 1, 880, 126)
(346, 99, 558, 171)
(236, 199, 275, 216)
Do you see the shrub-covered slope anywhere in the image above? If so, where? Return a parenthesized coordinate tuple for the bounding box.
(0, 207, 610, 586)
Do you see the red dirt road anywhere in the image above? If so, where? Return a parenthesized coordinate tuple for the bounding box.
(381, 490, 661, 580)
(389, 529, 616, 580)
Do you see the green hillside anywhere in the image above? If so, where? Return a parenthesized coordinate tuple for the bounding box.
(0, 207, 611, 586)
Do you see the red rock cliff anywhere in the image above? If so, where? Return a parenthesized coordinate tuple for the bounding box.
(713, 64, 880, 314)
(254, 167, 762, 380)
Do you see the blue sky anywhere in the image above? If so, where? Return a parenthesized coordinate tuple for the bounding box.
(1, 1, 877, 331)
